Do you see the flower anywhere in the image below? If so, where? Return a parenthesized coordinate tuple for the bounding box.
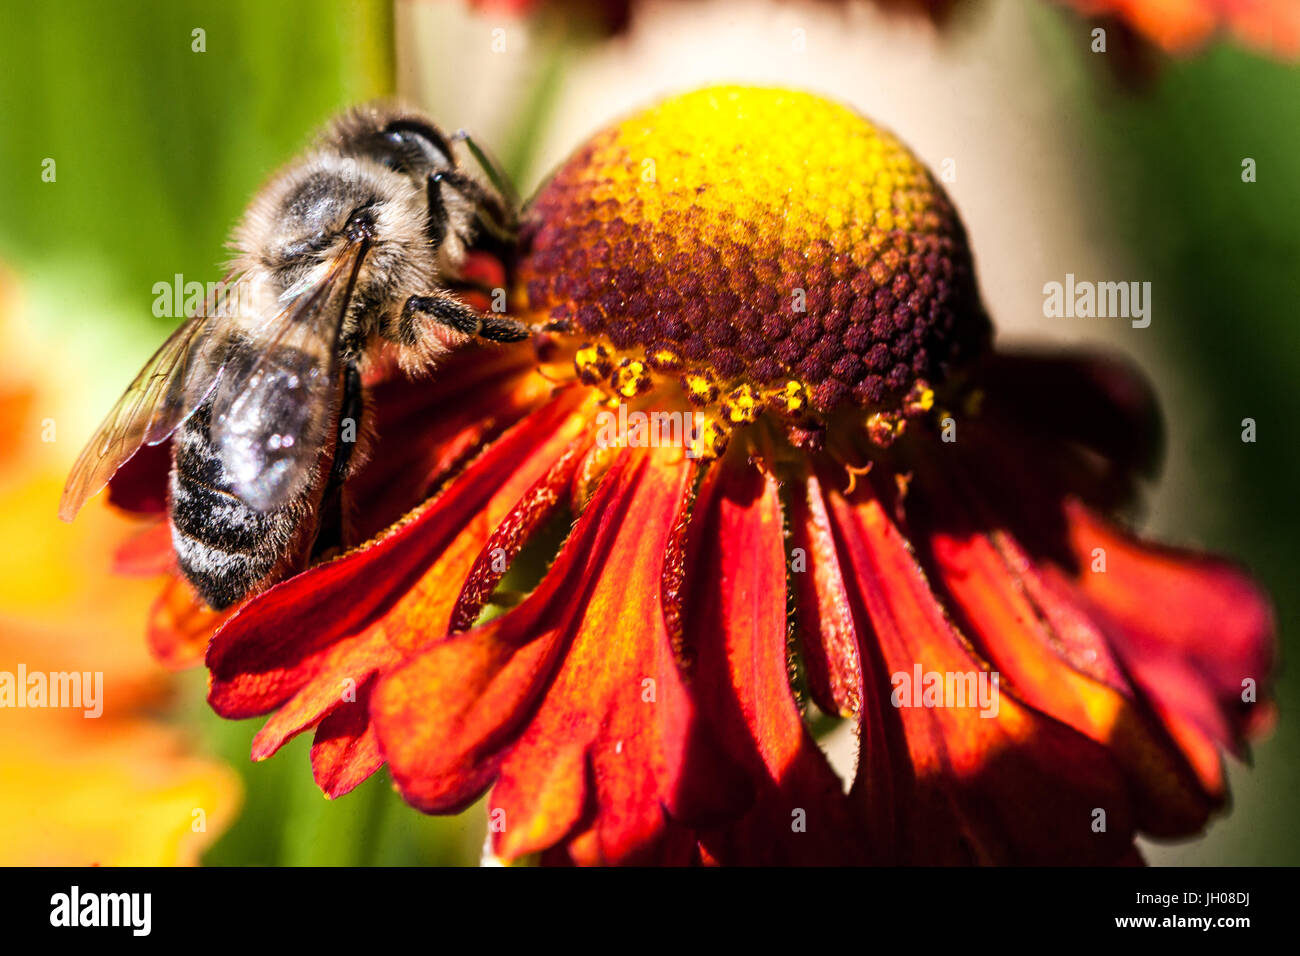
(171, 86, 1271, 864)
(1059, 0, 1300, 57)
(0, 275, 241, 865)
(461, 0, 635, 34)
(454, 0, 1299, 58)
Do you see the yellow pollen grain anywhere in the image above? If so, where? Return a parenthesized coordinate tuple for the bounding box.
(574, 343, 615, 385)
(905, 382, 935, 416)
(723, 384, 761, 424)
(691, 415, 730, 460)
(613, 359, 652, 398)
(866, 410, 905, 447)
(652, 349, 682, 371)
(683, 373, 719, 406)
(768, 379, 808, 416)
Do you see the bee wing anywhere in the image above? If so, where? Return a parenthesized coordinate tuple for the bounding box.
(208, 243, 366, 513)
(58, 281, 235, 522)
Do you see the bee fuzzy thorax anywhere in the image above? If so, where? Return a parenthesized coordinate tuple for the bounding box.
(60, 103, 531, 610)
(234, 154, 439, 329)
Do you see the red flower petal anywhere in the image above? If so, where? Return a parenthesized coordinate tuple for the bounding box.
(311, 676, 383, 800)
(907, 451, 1219, 835)
(374, 446, 746, 863)
(789, 470, 863, 720)
(980, 349, 1163, 480)
(1063, 501, 1275, 767)
(207, 387, 592, 772)
(106, 437, 171, 516)
(789, 470, 902, 856)
(307, 431, 594, 801)
(348, 344, 553, 541)
(684, 457, 867, 864)
(822, 476, 1141, 863)
(946, 350, 1274, 799)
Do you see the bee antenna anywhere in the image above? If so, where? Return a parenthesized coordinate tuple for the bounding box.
(456, 130, 520, 213)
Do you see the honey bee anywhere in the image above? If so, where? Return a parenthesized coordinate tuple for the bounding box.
(59, 104, 531, 610)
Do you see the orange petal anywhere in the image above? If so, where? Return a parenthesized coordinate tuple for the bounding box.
(372, 450, 649, 817)
(1064, 501, 1275, 760)
(207, 389, 591, 768)
(1063, 0, 1300, 57)
(112, 519, 175, 577)
(788, 470, 903, 857)
(311, 677, 384, 800)
(147, 574, 234, 671)
(375, 446, 743, 863)
(490, 447, 739, 863)
(684, 457, 866, 864)
(824, 477, 1140, 864)
(909, 451, 1219, 835)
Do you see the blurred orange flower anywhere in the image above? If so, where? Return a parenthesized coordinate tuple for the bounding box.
(463, 0, 634, 33)
(456, 0, 1299, 57)
(1062, 0, 1300, 57)
(0, 274, 240, 866)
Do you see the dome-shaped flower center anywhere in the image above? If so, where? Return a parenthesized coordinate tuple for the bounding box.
(516, 86, 989, 455)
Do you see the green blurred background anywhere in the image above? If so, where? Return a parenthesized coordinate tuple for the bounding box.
(0, 0, 1294, 864)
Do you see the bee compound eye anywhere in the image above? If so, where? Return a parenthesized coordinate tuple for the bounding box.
(377, 120, 453, 173)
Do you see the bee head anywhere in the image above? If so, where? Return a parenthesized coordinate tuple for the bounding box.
(337, 113, 458, 186)
(236, 106, 481, 298)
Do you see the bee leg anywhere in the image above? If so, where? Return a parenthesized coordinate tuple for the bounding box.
(479, 312, 534, 342)
(424, 172, 450, 244)
(399, 293, 532, 344)
(425, 168, 516, 285)
(311, 361, 364, 560)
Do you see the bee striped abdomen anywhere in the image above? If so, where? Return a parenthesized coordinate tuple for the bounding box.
(170, 402, 303, 610)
